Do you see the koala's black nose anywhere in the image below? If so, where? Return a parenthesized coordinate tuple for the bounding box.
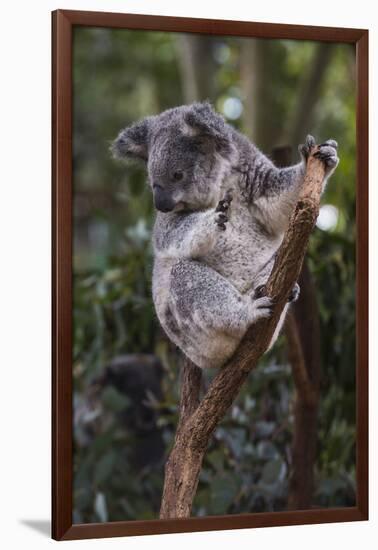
(153, 185, 175, 213)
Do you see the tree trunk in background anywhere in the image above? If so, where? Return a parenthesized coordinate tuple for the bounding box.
(272, 146, 322, 510)
(240, 38, 259, 141)
(241, 40, 334, 156)
(176, 34, 216, 103)
(240, 39, 282, 150)
(284, 43, 334, 158)
(287, 264, 321, 509)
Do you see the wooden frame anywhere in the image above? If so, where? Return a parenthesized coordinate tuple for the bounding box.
(52, 9, 369, 541)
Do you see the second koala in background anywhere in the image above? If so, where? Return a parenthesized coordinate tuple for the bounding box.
(113, 102, 339, 368)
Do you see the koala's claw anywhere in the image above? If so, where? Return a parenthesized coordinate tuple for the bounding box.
(288, 282, 300, 303)
(216, 189, 233, 212)
(319, 139, 338, 149)
(216, 212, 228, 223)
(215, 190, 233, 230)
(214, 211, 228, 230)
(254, 284, 267, 299)
(214, 212, 228, 231)
(299, 135, 316, 160)
(255, 283, 299, 305)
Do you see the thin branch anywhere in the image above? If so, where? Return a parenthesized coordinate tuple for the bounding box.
(160, 148, 326, 519)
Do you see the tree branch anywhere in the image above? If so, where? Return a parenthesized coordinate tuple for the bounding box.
(160, 147, 326, 519)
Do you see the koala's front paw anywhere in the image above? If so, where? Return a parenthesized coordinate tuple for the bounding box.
(299, 135, 339, 175)
(214, 189, 233, 231)
(313, 140, 339, 173)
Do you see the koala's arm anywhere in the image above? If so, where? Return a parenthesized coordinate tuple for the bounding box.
(250, 157, 305, 233)
(239, 136, 339, 234)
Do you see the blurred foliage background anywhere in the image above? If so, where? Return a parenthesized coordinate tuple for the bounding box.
(72, 27, 356, 523)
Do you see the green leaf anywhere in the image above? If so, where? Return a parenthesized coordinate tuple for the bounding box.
(210, 474, 239, 514)
(261, 458, 286, 485)
(94, 452, 116, 485)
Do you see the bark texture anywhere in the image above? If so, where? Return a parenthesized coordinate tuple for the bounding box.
(160, 148, 326, 519)
(240, 39, 282, 149)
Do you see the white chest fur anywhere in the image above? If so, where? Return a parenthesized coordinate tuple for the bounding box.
(205, 197, 282, 293)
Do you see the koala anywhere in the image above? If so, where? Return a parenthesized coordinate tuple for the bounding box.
(112, 102, 338, 369)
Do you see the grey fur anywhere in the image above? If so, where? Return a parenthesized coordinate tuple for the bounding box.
(113, 102, 339, 368)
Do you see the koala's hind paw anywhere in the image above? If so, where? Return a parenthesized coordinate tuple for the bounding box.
(215, 189, 233, 230)
(255, 282, 300, 304)
(313, 140, 339, 170)
(288, 282, 300, 303)
(250, 295, 274, 322)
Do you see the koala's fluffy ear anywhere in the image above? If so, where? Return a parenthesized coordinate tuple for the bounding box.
(111, 117, 152, 162)
(183, 102, 234, 159)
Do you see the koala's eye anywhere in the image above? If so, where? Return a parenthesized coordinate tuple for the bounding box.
(173, 170, 184, 182)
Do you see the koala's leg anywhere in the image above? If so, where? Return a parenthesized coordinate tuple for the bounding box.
(169, 259, 273, 335)
(163, 259, 273, 368)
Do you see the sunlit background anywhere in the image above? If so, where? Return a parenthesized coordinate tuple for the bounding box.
(72, 28, 356, 523)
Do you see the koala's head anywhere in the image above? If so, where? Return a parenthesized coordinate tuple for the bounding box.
(112, 102, 236, 212)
